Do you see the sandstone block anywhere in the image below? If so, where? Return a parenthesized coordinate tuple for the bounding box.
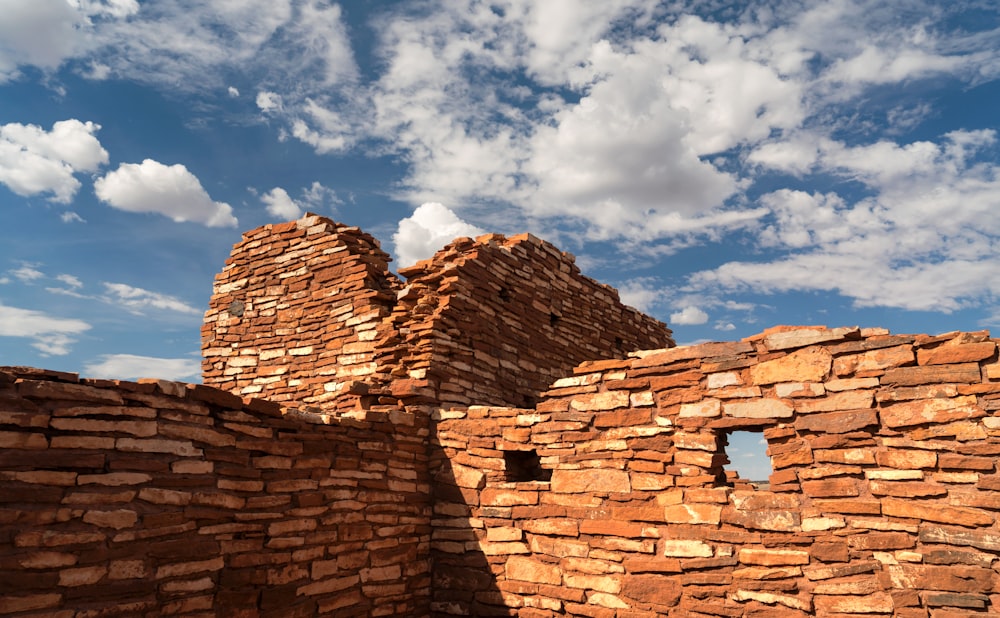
(882, 363, 981, 386)
(678, 399, 721, 418)
(918, 341, 996, 365)
(833, 344, 915, 375)
(662, 540, 713, 558)
(570, 391, 630, 411)
(774, 382, 824, 398)
(621, 574, 681, 606)
(763, 326, 859, 351)
(882, 498, 993, 526)
(723, 399, 793, 419)
(794, 389, 874, 413)
(813, 592, 893, 614)
(664, 504, 722, 525)
(738, 548, 809, 565)
(881, 395, 982, 428)
(506, 556, 561, 585)
(750, 347, 832, 385)
(83, 509, 138, 530)
(550, 468, 630, 494)
(58, 565, 107, 587)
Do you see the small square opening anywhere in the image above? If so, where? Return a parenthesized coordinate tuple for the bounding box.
(721, 430, 772, 490)
(504, 450, 551, 483)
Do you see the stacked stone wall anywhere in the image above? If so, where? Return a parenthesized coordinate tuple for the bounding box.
(0, 367, 430, 617)
(376, 232, 673, 408)
(202, 215, 402, 410)
(203, 215, 674, 412)
(430, 326, 1000, 617)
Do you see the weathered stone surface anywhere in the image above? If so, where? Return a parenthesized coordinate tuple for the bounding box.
(738, 549, 810, 566)
(918, 341, 996, 365)
(750, 347, 832, 385)
(763, 327, 860, 351)
(550, 469, 630, 494)
(881, 395, 983, 428)
(506, 556, 561, 585)
(723, 398, 793, 419)
(621, 574, 681, 606)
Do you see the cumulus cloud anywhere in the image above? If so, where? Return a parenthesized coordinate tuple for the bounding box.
(393, 203, 486, 267)
(616, 279, 666, 314)
(257, 181, 340, 220)
(84, 353, 200, 381)
(227, 86, 240, 97)
(94, 159, 237, 227)
(0, 0, 82, 81)
(0, 302, 90, 355)
(0, 119, 108, 203)
(60, 212, 86, 223)
(670, 306, 710, 326)
(693, 130, 1000, 312)
(261, 187, 301, 219)
(101, 282, 201, 315)
(256, 91, 283, 113)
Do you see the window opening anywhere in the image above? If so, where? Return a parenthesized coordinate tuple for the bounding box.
(549, 312, 560, 327)
(504, 450, 551, 482)
(722, 430, 772, 490)
(499, 287, 511, 302)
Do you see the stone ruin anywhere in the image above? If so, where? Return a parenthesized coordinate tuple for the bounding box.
(2, 213, 1000, 617)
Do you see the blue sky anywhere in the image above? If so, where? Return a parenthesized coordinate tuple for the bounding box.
(2, 0, 1000, 398)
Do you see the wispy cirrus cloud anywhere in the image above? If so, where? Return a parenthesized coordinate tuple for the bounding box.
(101, 282, 201, 316)
(84, 353, 200, 381)
(0, 302, 91, 356)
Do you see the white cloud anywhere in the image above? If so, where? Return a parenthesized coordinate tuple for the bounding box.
(261, 187, 302, 219)
(0, 0, 82, 81)
(256, 181, 340, 220)
(616, 279, 666, 314)
(0, 119, 108, 203)
(693, 130, 1000, 313)
(392, 203, 486, 267)
(94, 159, 237, 227)
(670, 306, 710, 326)
(228, 86, 240, 97)
(56, 274, 83, 289)
(60, 211, 86, 223)
(256, 91, 283, 113)
(9, 264, 44, 283)
(84, 353, 200, 381)
(101, 282, 201, 315)
(301, 181, 341, 210)
(0, 302, 91, 356)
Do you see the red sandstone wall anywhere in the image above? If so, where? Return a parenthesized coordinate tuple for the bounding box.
(202, 215, 401, 410)
(0, 367, 430, 617)
(390, 233, 674, 408)
(430, 326, 1000, 617)
(204, 216, 674, 413)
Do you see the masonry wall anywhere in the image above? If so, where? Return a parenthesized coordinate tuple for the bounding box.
(390, 233, 675, 408)
(430, 326, 1000, 617)
(203, 215, 674, 412)
(202, 215, 402, 411)
(0, 367, 431, 617)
